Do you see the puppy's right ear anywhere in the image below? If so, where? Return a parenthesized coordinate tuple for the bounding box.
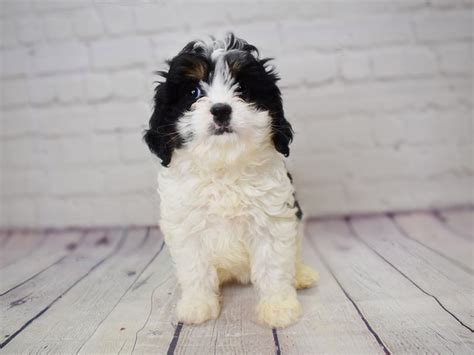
(143, 83, 175, 167)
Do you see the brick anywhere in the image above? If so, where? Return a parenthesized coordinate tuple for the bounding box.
(1, 78, 29, 106)
(37, 196, 99, 227)
(297, 183, 348, 216)
(329, 0, 427, 14)
(1, 171, 29, 197)
(33, 42, 89, 73)
(459, 144, 473, 172)
(55, 74, 85, 103)
(0, 18, 18, 48)
(178, 2, 231, 27)
(61, 194, 155, 226)
(29, 74, 85, 104)
(85, 72, 112, 101)
(229, 23, 282, 58)
(151, 31, 195, 64)
(2, 137, 40, 168)
(93, 101, 150, 131)
(400, 109, 473, 145)
(72, 8, 103, 39)
(1, 108, 37, 137)
(2, 169, 45, 197)
(98, 4, 135, 35)
(111, 69, 145, 99)
(372, 47, 437, 78)
(36, 106, 92, 136)
(280, 16, 413, 50)
(87, 196, 127, 226)
(89, 134, 121, 164)
(371, 113, 405, 147)
(298, 115, 374, 153)
(134, 4, 179, 33)
(415, 10, 473, 42)
(48, 168, 105, 195)
(429, 0, 467, 8)
(32, 0, 86, 13)
(2, 47, 31, 77)
(229, 1, 299, 23)
(340, 51, 372, 80)
(102, 163, 156, 193)
(277, 52, 337, 87)
(120, 194, 158, 225)
(291, 153, 352, 183)
(435, 42, 473, 75)
(1, 1, 32, 16)
(42, 13, 74, 41)
(119, 131, 151, 162)
(90, 36, 151, 69)
(2, 197, 37, 227)
(36, 136, 92, 167)
(16, 16, 44, 44)
(409, 145, 464, 177)
(28, 76, 56, 104)
(344, 146, 463, 180)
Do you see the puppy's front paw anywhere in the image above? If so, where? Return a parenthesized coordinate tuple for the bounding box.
(256, 296, 301, 328)
(177, 296, 220, 325)
(295, 263, 319, 289)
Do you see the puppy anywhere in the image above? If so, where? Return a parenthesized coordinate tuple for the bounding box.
(144, 33, 317, 328)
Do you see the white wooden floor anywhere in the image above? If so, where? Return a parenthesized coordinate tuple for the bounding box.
(1, 208, 473, 354)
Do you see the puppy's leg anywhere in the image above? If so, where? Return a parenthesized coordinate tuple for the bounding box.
(250, 219, 301, 328)
(295, 225, 319, 289)
(170, 242, 220, 325)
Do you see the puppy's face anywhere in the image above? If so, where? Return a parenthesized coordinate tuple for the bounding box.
(144, 34, 293, 167)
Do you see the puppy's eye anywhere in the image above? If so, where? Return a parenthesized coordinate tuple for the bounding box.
(190, 87, 202, 99)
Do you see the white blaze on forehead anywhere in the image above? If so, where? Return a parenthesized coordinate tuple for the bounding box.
(203, 51, 238, 105)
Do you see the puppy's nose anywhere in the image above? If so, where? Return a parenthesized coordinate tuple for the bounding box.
(210, 103, 232, 125)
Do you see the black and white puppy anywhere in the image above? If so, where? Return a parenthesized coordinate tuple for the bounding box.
(144, 33, 317, 328)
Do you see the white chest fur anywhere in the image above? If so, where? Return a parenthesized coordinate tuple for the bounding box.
(157, 148, 297, 254)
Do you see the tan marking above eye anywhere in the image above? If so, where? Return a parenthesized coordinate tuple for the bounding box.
(228, 60, 241, 75)
(184, 62, 206, 80)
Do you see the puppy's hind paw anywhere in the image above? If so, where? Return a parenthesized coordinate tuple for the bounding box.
(295, 264, 319, 290)
(256, 296, 301, 328)
(177, 296, 220, 325)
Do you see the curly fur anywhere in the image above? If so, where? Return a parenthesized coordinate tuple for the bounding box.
(144, 33, 317, 328)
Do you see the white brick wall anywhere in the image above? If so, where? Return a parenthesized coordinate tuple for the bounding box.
(1, 0, 473, 227)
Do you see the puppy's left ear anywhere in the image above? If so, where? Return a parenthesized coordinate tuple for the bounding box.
(261, 59, 294, 157)
(271, 108, 294, 157)
(272, 114, 293, 157)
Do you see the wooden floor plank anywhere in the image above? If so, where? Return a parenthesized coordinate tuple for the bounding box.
(1, 210, 472, 353)
(0, 229, 123, 349)
(174, 285, 276, 355)
(125, 249, 182, 354)
(351, 216, 473, 330)
(0, 231, 84, 295)
(277, 234, 385, 354)
(394, 212, 473, 272)
(5, 228, 163, 354)
(307, 219, 473, 354)
(0, 231, 48, 268)
(77, 231, 175, 354)
(438, 209, 474, 239)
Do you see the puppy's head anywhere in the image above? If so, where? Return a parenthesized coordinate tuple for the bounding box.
(144, 33, 293, 167)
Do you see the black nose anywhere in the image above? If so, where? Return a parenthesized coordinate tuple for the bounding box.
(210, 103, 232, 125)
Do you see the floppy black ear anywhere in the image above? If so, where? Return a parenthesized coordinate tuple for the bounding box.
(271, 112, 294, 157)
(143, 83, 176, 167)
(258, 58, 294, 157)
